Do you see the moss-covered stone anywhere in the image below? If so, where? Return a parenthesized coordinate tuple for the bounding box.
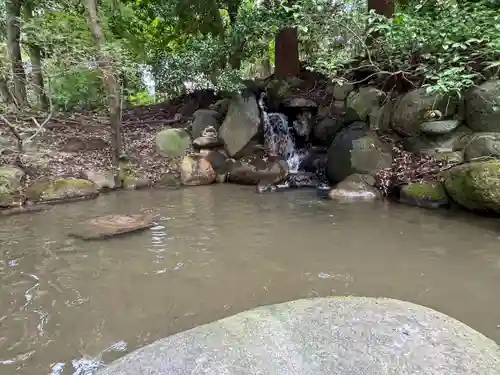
(444, 161, 500, 214)
(0, 166, 25, 207)
(155, 128, 192, 157)
(399, 182, 449, 209)
(26, 178, 98, 203)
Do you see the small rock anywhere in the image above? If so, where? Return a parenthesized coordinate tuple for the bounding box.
(190, 109, 222, 139)
(122, 176, 152, 190)
(69, 214, 154, 240)
(81, 170, 116, 191)
(193, 136, 224, 150)
(25, 178, 98, 203)
(399, 182, 449, 209)
(227, 156, 288, 185)
(179, 154, 217, 186)
(328, 173, 380, 202)
(420, 120, 460, 135)
(155, 128, 192, 157)
(403, 125, 473, 154)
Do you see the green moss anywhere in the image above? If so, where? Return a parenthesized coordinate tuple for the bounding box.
(403, 182, 447, 201)
(444, 160, 500, 213)
(26, 178, 97, 202)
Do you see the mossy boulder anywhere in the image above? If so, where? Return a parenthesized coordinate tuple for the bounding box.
(155, 128, 192, 157)
(0, 165, 25, 207)
(443, 161, 500, 214)
(399, 182, 449, 209)
(391, 88, 459, 136)
(346, 87, 385, 123)
(465, 80, 500, 132)
(25, 178, 98, 203)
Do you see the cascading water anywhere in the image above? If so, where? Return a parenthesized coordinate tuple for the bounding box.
(258, 95, 306, 173)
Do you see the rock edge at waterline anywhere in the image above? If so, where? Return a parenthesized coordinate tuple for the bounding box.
(96, 296, 500, 375)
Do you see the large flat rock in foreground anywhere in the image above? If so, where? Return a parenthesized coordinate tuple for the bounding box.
(97, 297, 500, 375)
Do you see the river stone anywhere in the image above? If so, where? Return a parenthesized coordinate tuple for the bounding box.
(313, 117, 343, 145)
(420, 119, 460, 135)
(465, 80, 500, 132)
(460, 133, 500, 161)
(25, 178, 98, 203)
(391, 88, 458, 136)
(369, 99, 393, 133)
(69, 214, 154, 240)
(209, 99, 231, 119)
(444, 160, 500, 214)
(155, 128, 192, 157)
(193, 136, 224, 150)
(219, 94, 261, 157)
(399, 182, 449, 209)
(326, 122, 391, 184)
(227, 156, 288, 185)
(329, 174, 380, 202)
(282, 97, 317, 108)
(330, 81, 354, 100)
(346, 87, 385, 122)
(0, 165, 24, 207)
(179, 154, 217, 186)
(81, 170, 116, 190)
(403, 125, 472, 154)
(96, 296, 500, 375)
(326, 122, 392, 183)
(190, 109, 222, 139)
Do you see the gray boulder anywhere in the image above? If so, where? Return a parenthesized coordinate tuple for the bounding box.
(190, 110, 222, 139)
(465, 80, 500, 132)
(346, 87, 385, 123)
(219, 94, 261, 157)
(97, 297, 500, 375)
(391, 88, 458, 136)
(326, 122, 391, 184)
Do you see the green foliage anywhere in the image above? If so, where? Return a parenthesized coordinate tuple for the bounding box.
(304, 0, 500, 97)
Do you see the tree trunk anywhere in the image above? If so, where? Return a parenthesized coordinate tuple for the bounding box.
(6, 0, 27, 107)
(0, 76, 14, 104)
(274, 27, 300, 80)
(84, 0, 123, 188)
(368, 0, 394, 18)
(23, 1, 49, 110)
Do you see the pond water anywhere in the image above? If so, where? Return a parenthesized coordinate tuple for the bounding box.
(1, 185, 500, 374)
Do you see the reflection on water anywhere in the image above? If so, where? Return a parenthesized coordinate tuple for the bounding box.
(1, 185, 500, 374)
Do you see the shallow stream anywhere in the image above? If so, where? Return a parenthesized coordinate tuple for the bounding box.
(1, 185, 500, 374)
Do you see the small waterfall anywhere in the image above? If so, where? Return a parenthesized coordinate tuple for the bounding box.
(258, 95, 305, 173)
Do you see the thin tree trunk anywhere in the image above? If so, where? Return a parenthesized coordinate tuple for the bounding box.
(367, 0, 394, 17)
(274, 27, 300, 80)
(23, 1, 49, 110)
(84, 0, 123, 188)
(0, 75, 14, 104)
(6, 0, 27, 107)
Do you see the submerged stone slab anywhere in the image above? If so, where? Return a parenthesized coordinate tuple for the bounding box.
(97, 297, 500, 375)
(69, 214, 154, 240)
